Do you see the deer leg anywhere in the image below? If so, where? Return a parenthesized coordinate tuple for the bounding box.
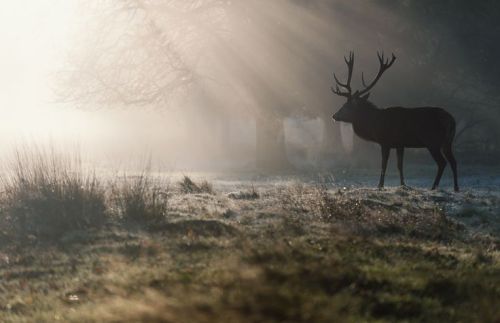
(396, 147, 405, 186)
(378, 145, 390, 189)
(428, 148, 447, 190)
(442, 144, 459, 192)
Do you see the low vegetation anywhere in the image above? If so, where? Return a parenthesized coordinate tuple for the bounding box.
(111, 173, 170, 225)
(0, 148, 498, 322)
(178, 176, 214, 194)
(278, 184, 465, 241)
(0, 147, 107, 241)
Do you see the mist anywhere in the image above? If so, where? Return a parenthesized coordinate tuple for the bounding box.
(0, 0, 498, 171)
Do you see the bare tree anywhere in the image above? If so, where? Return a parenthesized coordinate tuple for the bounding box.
(60, 0, 228, 108)
(59, 0, 327, 170)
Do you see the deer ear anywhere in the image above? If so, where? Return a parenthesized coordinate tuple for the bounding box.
(360, 93, 370, 100)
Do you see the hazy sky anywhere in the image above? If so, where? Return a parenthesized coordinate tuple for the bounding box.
(0, 1, 82, 138)
(0, 1, 174, 165)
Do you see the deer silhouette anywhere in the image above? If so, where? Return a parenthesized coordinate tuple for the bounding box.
(331, 52, 459, 192)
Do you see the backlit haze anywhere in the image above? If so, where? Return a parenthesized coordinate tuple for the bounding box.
(0, 1, 179, 168)
(0, 1, 496, 171)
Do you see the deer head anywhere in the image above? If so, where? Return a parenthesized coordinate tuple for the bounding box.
(332, 52, 396, 123)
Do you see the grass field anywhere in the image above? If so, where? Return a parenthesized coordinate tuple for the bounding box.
(0, 150, 498, 322)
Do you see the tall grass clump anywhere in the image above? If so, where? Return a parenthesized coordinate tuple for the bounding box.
(0, 146, 107, 240)
(111, 171, 170, 225)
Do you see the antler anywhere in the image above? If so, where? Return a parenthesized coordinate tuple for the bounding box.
(358, 52, 396, 96)
(331, 51, 354, 98)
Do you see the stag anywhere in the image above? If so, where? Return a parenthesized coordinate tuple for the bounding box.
(331, 52, 459, 192)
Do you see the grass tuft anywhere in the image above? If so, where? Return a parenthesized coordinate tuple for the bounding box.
(178, 176, 214, 194)
(111, 172, 170, 225)
(0, 146, 107, 241)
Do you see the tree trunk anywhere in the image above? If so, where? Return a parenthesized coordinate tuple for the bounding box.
(256, 116, 292, 171)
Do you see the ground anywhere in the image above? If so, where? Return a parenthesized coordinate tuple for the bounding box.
(0, 167, 499, 322)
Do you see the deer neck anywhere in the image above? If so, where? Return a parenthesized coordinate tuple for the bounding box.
(351, 102, 384, 142)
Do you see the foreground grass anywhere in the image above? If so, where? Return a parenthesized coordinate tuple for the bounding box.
(0, 177, 498, 322)
(0, 221, 498, 322)
(0, 148, 498, 322)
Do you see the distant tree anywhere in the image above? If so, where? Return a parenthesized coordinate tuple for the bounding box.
(60, 0, 227, 108)
(60, 0, 352, 170)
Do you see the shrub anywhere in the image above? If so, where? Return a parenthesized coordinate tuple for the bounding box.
(0, 146, 107, 240)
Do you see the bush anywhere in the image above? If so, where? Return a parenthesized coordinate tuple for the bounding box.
(111, 172, 170, 224)
(0, 146, 107, 240)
